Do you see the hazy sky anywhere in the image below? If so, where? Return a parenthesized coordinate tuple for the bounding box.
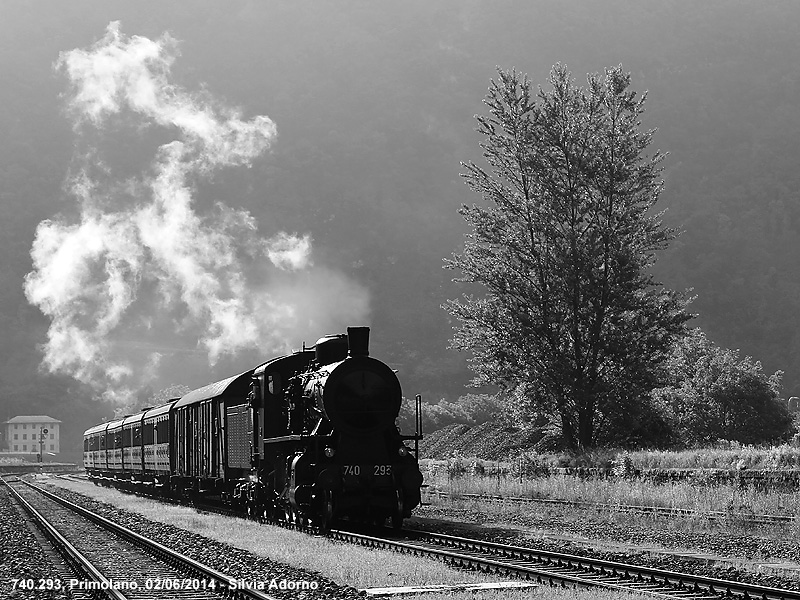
(2, 1, 799, 437)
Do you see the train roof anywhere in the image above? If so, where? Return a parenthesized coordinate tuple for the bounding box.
(173, 349, 316, 409)
(105, 418, 125, 430)
(83, 422, 109, 436)
(122, 412, 145, 427)
(142, 401, 174, 420)
(173, 369, 254, 409)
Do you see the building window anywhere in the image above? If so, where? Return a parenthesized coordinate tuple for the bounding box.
(50, 444, 54, 451)
(50, 434, 54, 440)
(22, 424, 26, 429)
(22, 445, 27, 451)
(22, 434, 26, 440)
(13, 445, 17, 451)
(13, 424, 17, 430)
(13, 434, 17, 440)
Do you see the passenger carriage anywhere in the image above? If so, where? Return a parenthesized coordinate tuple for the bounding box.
(83, 423, 107, 473)
(142, 402, 173, 487)
(171, 370, 256, 497)
(105, 418, 124, 474)
(122, 412, 145, 481)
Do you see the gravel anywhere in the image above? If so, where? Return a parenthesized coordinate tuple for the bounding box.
(410, 504, 800, 591)
(0, 485, 75, 600)
(36, 483, 365, 600)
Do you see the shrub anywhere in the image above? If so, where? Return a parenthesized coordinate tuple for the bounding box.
(652, 329, 795, 446)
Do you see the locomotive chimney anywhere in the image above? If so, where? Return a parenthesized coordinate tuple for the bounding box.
(347, 326, 370, 357)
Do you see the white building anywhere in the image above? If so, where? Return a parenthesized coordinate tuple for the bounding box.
(4, 416, 61, 456)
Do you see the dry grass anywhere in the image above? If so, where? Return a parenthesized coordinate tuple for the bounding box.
(628, 444, 800, 470)
(45, 476, 651, 599)
(424, 443, 800, 471)
(423, 465, 800, 523)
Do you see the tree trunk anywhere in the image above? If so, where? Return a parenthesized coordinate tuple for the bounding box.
(559, 405, 577, 450)
(577, 390, 595, 450)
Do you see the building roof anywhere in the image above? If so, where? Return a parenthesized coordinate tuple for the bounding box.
(4, 415, 62, 424)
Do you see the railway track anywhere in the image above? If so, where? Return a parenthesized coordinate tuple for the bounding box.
(2, 477, 279, 600)
(45, 475, 800, 599)
(423, 489, 796, 525)
(332, 528, 800, 600)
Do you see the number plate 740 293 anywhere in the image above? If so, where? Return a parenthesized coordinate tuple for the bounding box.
(341, 465, 393, 476)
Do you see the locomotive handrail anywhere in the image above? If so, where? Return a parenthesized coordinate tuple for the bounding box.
(397, 394, 424, 458)
(262, 434, 331, 445)
(416, 393, 423, 440)
(415, 393, 423, 457)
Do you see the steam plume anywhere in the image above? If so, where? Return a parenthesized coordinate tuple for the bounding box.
(24, 22, 369, 405)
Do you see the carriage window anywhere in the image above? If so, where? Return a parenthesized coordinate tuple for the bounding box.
(143, 422, 153, 445)
(156, 418, 169, 443)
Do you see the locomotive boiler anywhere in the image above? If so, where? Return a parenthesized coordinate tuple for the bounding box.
(84, 326, 424, 530)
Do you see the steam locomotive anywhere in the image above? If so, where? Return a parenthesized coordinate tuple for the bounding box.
(83, 327, 424, 529)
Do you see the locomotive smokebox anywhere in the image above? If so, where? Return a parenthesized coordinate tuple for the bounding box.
(347, 326, 370, 357)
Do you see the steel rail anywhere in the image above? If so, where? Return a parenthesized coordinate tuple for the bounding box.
(424, 489, 796, 524)
(62, 474, 799, 598)
(402, 528, 800, 600)
(4, 477, 128, 600)
(10, 479, 281, 600)
(328, 528, 694, 598)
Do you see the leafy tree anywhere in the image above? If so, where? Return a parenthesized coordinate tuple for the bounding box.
(444, 65, 691, 450)
(652, 329, 793, 446)
(148, 384, 191, 406)
(114, 383, 191, 416)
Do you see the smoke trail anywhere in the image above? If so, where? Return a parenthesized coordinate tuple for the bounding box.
(24, 22, 369, 405)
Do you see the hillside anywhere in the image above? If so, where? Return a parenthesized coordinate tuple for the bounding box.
(420, 422, 541, 461)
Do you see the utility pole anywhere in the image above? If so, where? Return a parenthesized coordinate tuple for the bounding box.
(38, 426, 48, 463)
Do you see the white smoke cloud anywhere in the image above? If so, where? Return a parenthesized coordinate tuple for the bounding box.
(24, 22, 369, 406)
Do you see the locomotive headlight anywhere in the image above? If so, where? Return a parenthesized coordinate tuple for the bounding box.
(398, 446, 409, 457)
(324, 447, 336, 458)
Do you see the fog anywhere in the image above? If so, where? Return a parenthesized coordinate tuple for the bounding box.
(1, 1, 799, 457)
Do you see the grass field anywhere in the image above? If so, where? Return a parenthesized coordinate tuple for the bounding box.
(423, 466, 800, 519)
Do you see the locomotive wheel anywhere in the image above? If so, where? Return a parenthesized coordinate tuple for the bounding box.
(296, 511, 309, 528)
(262, 500, 275, 523)
(320, 491, 336, 531)
(392, 490, 404, 530)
